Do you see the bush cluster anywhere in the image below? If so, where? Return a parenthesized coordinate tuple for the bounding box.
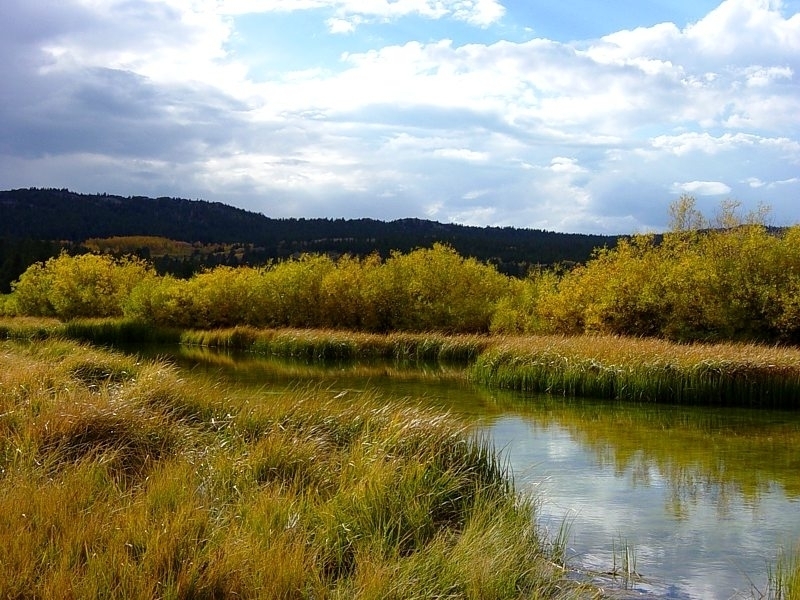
(4, 198, 800, 343)
(5, 244, 508, 334)
(494, 198, 800, 342)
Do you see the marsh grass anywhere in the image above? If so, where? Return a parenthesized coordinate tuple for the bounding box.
(610, 537, 639, 590)
(7, 316, 800, 408)
(0, 338, 588, 599)
(181, 326, 492, 363)
(770, 545, 800, 600)
(0, 315, 62, 340)
(63, 318, 183, 345)
(472, 335, 800, 408)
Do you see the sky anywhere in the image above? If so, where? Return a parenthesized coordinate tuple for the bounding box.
(0, 0, 798, 234)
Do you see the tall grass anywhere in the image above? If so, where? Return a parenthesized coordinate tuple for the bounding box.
(6, 316, 800, 408)
(63, 317, 182, 345)
(471, 335, 800, 408)
(0, 338, 590, 599)
(770, 545, 800, 600)
(182, 326, 491, 363)
(0, 315, 63, 340)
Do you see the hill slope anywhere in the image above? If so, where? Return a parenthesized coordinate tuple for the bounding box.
(1, 187, 618, 280)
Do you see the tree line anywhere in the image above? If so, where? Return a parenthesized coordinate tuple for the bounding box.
(3, 197, 798, 344)
(0, 187, 617, 287)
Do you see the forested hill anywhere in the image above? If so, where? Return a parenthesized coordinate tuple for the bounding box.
(1, 187, 618, 276)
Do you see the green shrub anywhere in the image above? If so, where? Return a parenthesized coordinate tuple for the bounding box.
(13, 253, 152, 321)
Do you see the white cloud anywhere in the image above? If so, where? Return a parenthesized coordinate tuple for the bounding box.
(447, 206, 497, 226)
(326, 17, 358, 34)
(433, 148, 490, 162)
(1, 0, 799, 233)
(671, 181, 733, 196)
(743, 65, 794, 87)
(217, 0, 503, 28)
(650, 133, 800, 156)
(744, 177, 766, 188)
(462, 189, 490, 200)
(452, 0, 505, 27)
(684, 0, 800, 58)
(548, 157, 587, 174)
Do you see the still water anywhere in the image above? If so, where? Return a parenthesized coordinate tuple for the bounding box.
(161, 346, 800, 599)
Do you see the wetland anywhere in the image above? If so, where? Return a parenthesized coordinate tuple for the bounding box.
(169, 345, 800, 599)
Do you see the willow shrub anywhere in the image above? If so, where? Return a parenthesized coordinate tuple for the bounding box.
(12, 252, 153, 321)
(124, 275, 195, 328)
(519, 198, 800, 343)
(490, 269, 559, 334)
(490, 235, 681, 338)
(656, 224, 800, 342)
(123, 244, 511, 333)
(375, 244, 509, 333)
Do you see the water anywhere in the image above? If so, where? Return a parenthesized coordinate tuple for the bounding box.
(491, 409, 800, 598)
(157, 346, 800, 599)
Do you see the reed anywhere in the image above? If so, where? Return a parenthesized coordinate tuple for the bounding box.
(8, 316, 800, 408)
(63, 318, 183, 345)
(769, 544, 800, 600)
(0, 315, 63, 340)
(0, 338, 587, 599)
(471, 335, 800, 408)
(181, 325, 491, 363)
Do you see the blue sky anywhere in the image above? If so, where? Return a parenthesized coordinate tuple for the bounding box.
(0, 0, 798, 233)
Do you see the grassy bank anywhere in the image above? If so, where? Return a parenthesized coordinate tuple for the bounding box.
(135, 322, 800, 408)
(472, 335, 800, 409)
(0, 337, 587, 599)
(181, 326, 491, 363)
(5, 317, 800, 408)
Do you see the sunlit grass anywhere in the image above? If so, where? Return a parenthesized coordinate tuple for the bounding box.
(181, 325, 491, 363)
(0, 338, 590, 599)
(770, 543, 800, 600)
(5, 317, 800, 408)
(472, 334, 800, 408)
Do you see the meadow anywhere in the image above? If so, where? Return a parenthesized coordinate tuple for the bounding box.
(0, 337, 594, 599)
(13, 318, 796, 410)
(2, 324, 799, 597)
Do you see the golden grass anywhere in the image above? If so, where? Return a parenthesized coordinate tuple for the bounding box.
(7, 317, 800, 407)
(0, 338, 591, 599)
(472, 334, 800, 407)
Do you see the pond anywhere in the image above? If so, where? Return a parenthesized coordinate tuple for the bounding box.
(157, 346, 800, 599)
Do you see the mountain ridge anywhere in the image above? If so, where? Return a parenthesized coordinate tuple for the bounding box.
(0, 187, 620, 288)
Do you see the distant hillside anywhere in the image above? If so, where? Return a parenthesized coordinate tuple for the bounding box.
(0, 188, 619, 288)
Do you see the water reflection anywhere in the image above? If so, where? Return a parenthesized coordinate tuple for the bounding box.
(148, 346, 800, 599)
(488, 399, 800, 599)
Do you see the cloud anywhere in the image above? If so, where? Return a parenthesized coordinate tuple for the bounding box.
(433, 148, 490, 162)
(218, 0, 504, 28)
(671, 181, 733, 196)
(326, 17, 359, 34)
(0, 0, 798, 234)
(744, 177, 766, 188)
(548, 157, 587, 174)
(650, 132, 800, 156)
(744, 65, 794, 87)
(452, 0, 505, 27)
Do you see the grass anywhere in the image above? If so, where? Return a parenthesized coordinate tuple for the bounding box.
(0, 315, 63, 340)
(770, 545, 800, 600)
(182, 325, 491, 363)
(5, 317, 800, 408)
(471, 335, 800, 408)
(0, 337, 591, 599)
